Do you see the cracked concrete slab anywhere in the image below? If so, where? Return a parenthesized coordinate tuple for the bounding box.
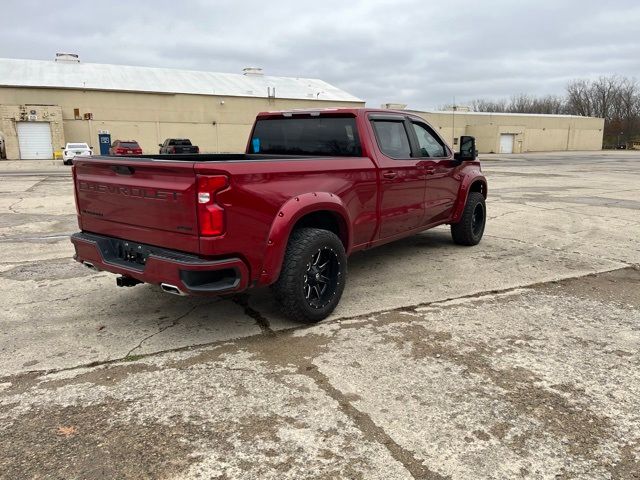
(1, 152, 639, 374)
(0, 268, 638, 479)
(1, 151, 640, 478)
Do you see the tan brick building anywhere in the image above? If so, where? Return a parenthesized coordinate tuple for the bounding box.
(0, 56, 364, 160)
(412, 110, 604, 154)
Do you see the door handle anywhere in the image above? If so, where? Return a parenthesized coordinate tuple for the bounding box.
(382, 171, 397, 179)
(424, 167, 436, 175)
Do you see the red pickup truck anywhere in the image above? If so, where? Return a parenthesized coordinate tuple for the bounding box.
(71, 108, 487, 322)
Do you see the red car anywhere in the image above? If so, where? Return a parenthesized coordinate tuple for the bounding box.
(71, 109, 487, 322)
(109, 140, 142, 156)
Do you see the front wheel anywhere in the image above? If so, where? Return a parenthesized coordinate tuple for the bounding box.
(272, 228, 347, 323)
(451, 191, 486, 246)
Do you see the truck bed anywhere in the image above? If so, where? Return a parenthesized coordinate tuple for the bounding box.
(114, 153, 316, 162)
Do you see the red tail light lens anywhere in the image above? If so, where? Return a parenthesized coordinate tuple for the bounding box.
(197, 175, 228, 236)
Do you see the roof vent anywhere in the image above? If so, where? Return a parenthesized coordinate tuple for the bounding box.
(243, 67, 263, 76)
(381, 103, 407, 110)
(55, 53, 80, 63)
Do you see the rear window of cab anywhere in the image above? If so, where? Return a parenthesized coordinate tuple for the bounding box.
(250, 116, 361, 156)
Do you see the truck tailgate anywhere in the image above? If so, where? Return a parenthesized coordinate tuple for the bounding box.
(74, 157, 200, 252)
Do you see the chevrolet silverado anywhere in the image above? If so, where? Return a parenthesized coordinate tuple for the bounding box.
(71, 108, 487, 322)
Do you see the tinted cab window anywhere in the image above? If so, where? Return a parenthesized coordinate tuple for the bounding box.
(371, 120, 411, 158)
(250, 116, 361, 156)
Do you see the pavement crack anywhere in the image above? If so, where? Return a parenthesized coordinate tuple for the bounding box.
(25, 177, 49, 192)
(484, 233, 631, 266)
(301, 364, 449, 480)
(231, 293, 275, 336)
(5, 266, 635, 381)
(8, 197, 24, 214)
(124, 304, 201, 358)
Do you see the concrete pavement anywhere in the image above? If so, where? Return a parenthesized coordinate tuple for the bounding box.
(0, 151, 639, 479)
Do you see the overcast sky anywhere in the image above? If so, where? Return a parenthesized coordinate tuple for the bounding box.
(2, 0, 639, 109)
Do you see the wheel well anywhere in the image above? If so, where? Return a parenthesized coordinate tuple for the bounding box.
(292, 210, 349, 249)
(469, 180, 487, 198)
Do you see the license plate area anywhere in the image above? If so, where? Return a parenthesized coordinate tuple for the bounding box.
(94, 237, 153, 271)
(115, 240, 150, 266)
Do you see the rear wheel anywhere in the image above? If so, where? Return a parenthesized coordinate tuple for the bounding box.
(272, 228, 346, 323)
(451, 191, 486, 246)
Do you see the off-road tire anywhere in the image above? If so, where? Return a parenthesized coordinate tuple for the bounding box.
(451, 191, 486, 246)
(272, 227, 347, 323)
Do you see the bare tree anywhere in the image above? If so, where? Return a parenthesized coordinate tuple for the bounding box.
(566, 80, 593, 117)
(463, 75, 640, 144)
(470, 98, 507, 112)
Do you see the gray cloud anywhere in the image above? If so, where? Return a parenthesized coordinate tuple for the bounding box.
(2, 0, 639, 109)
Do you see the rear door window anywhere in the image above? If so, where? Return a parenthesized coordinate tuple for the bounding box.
(250, 116, 361, 156)
(371, 120, 412, 158)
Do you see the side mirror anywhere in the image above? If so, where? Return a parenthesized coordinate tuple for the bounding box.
(90, 146, 94, 149)
(158, 144, 163, 147)
(454, 136, 477, 162)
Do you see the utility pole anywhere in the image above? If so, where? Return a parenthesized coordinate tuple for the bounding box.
(452, 96, 456, 150)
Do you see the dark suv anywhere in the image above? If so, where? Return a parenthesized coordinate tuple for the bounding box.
(109, 140, 143, 156)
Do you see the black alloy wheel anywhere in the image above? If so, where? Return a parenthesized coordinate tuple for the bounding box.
(471, 202, 485, 237)
(303, 247, 341, 309)
(451, 191, 486, 246)
(272, 227, 347, 323)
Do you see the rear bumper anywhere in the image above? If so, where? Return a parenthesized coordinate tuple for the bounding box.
(71, 232, 249, 295)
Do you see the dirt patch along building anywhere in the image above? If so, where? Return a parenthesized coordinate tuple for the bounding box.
(412, 110, 604, 153)
(0, 56, 364, 160)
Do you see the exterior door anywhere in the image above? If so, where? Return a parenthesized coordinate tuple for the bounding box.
(409, 121, 459, 224)
(369, 116, 427, 239)
(500, 134, 514, 153)
(16, 122, 53, 159)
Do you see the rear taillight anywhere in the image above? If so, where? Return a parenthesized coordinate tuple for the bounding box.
(72, 165, 80, 216)
(197, 175, 228, 236)
(116, 148, 125, 154)
(194, 146, 200, 154)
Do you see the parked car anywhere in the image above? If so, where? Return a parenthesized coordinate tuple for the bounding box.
(62, 142, 92, 165)
(159, 138, 200, 154)
(109, 140, 142, 156)
(71, 108, 487, 323)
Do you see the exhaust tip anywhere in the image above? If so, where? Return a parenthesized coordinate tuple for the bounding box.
(161, 283, 185, 296)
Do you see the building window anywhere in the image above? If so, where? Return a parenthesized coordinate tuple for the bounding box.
(74, 108, 80, 120)
(453, 137, 459, 145)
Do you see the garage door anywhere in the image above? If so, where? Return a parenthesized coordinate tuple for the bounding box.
(16, 122, 53, 160)
(499, 134, 515, 154)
